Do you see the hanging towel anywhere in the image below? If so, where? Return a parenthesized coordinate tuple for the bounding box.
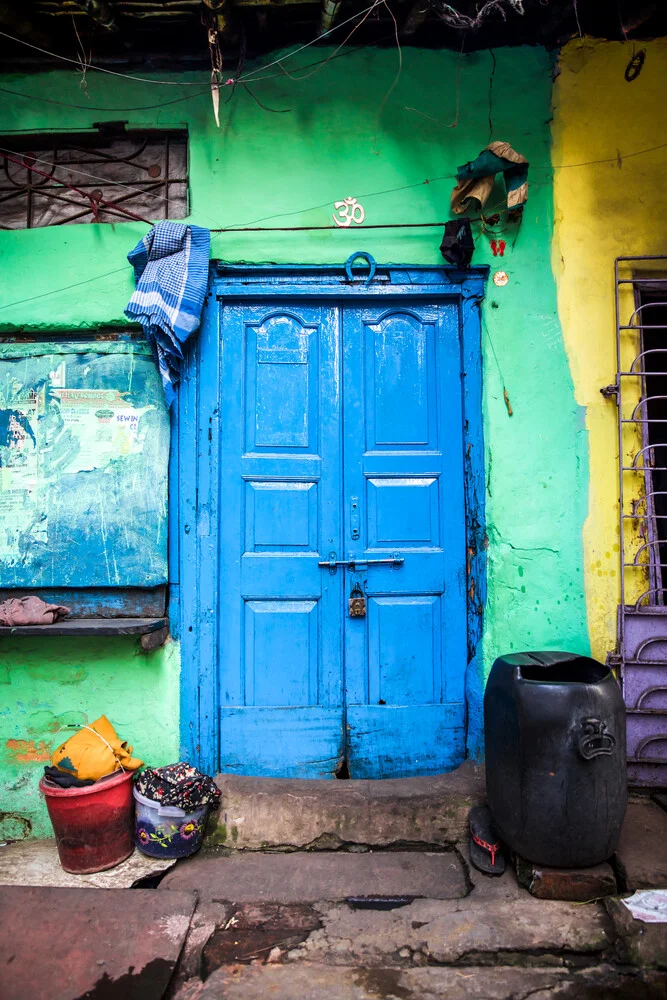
(450, 141, 528, 217)
(125, 221, 211, 405)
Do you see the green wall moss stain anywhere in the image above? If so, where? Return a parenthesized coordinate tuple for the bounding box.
(0, 44, 589, 808)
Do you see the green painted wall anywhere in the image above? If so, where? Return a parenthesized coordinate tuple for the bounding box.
(0, 43, 589, 833)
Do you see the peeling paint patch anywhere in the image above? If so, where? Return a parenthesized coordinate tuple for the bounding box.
(4, 738, 51, 764)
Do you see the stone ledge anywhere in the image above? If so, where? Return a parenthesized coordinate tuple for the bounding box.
(209, 761, 484, 851)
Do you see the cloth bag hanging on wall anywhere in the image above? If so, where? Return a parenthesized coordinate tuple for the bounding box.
(450, 141, 529, 217)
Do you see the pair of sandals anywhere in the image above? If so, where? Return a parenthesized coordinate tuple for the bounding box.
(469, 805, 506, 877)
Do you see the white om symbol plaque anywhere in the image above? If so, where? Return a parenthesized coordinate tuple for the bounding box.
(332, 197, 365, 228)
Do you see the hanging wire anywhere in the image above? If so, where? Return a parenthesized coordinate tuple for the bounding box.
(71, 13, 91, 94)
(404, 33, 465, 130)
(0, 4, 382, 90)
(371, 0, 403, 154)
(0, 38, 390, 113)
(237, 1, 383, 84)
(429, 0, 523, 30)
(0, 267, 130, 313)
(0, 83, 212, 112)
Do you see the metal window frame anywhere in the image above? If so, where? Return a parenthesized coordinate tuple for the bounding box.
(614, 255, 667, 787)
(0, 126, 189, 229)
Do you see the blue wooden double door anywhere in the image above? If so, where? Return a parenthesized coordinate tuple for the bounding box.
(192, 276, 473, 779)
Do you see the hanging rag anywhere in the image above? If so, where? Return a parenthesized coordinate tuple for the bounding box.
(136, 762, 221, 810)
(125, 221, 211, 406)
(0, 596, 70, 627)
(450, 141, 528, 218)
(51, 715, 143, 782)
(439, 218, 475, 268)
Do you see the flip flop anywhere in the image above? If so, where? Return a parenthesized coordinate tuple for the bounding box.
(469, 805, 505, 877)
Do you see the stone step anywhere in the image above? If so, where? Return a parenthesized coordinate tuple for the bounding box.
(209, 760, 484, 851)
(172, 963, 667, 1000)
(159, 850, 469, 903)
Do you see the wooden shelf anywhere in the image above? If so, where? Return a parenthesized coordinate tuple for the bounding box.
(0, 617, 168, 638)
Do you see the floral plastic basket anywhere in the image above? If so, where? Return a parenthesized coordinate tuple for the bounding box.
(133, 785, 207, 858)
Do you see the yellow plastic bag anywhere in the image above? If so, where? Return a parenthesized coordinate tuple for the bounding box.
(51, 715, 143, 781)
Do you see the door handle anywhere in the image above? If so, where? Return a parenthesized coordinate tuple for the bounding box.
(318, 551, 404, 570)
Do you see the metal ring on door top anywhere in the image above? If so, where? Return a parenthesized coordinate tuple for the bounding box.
(344, 251, 377, 285)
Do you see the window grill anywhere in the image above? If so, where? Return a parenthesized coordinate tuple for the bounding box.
(0, 126, 188, 229)
(614, 255, 667, 787)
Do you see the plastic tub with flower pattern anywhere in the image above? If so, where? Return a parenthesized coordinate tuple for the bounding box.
(133, 785, 208, 858)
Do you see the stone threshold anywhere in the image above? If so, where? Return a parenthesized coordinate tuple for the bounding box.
(209, 760, 485, 851)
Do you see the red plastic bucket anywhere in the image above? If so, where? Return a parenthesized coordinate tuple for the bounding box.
(39, 769, 134, 874)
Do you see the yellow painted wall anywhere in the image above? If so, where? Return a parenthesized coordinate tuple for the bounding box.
(552, 37, 667, 662)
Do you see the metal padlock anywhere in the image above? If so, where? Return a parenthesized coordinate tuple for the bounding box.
(349, 584, 367, 618)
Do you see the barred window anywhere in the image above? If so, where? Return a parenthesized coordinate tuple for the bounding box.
(0, 125, 188, 229)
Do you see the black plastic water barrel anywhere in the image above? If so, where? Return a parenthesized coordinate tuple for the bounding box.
(484, 651, 627, 868)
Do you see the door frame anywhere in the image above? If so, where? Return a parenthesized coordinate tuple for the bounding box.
(172, 263, 488, 775)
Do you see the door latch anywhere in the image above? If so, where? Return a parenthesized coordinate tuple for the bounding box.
(349, 584, 367, 618)
(350, 496, 360, 540)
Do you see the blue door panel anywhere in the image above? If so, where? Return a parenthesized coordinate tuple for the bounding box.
(219, 708, 345, 778)
(217, 301, 343, 777)
(346, 705, 466, 779)
(244, 600, 318, 706)
(367, 596, 440, 706)
(343, 302, 467, 777)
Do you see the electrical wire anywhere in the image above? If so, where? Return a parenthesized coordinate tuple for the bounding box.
(0, 38, 383, 113)
(0, 28, 207, 86)
(404, 33, 465, 130)
(371, 0, 403, 154)
(210, 172, 456, 237)
(0, 83, 211, 112)
(553, 140, 667, 169)
(274, 5, 380, 83)
(0, 5, 382, 90)
(237, 2, 382, 84)
(0, 266, 129, 313)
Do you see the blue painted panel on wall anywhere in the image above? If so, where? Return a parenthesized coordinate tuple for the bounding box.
(0, 339, 169, 588)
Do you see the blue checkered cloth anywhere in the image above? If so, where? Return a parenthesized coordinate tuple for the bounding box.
(125, 222, 210, 405)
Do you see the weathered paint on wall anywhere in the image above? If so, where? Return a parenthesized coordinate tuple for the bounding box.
(552, 38, 667, 663)
(0, 341, 169, 588)
(0, 44, 589, 827)
(0, 637, 178, 838)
